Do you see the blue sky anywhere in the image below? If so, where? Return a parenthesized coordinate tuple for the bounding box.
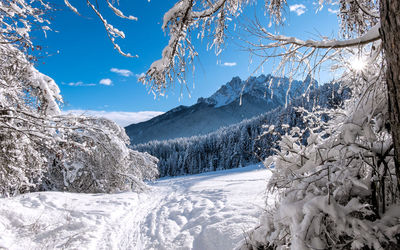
(34, 0, 340, 126)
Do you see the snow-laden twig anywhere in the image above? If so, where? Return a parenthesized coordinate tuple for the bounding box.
(85, 0, 137, 58)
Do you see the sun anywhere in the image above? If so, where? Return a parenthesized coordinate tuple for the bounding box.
(350, 57, 367, 72)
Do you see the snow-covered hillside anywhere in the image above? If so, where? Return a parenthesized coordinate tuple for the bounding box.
(0, 164, 272, 250)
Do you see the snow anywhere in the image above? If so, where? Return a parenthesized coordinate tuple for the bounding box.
(107, 1, 137, 21)
(0, 164, 271, 250)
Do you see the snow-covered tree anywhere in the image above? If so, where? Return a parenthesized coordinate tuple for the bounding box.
(239, 51, 400, 249)
(0, 0, 158, 197)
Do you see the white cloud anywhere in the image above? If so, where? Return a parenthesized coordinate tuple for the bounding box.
(63, 81, 95, 87)
(110, 68, 133, 77)
(99, 78, 112, 86)
(221, 62, 237, 67)
(328, 8, 339, 14)
(289, 4, 307, 16)
(63, 110, 164, 127)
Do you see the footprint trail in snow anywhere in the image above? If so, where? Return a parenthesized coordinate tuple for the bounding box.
(0, 164, 271, 250)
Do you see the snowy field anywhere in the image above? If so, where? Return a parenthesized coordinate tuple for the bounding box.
(0, 164, 271, 250)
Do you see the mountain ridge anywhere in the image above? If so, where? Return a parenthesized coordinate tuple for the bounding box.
(125, 74, 316, 144)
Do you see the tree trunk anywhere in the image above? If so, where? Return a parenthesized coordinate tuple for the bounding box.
(379, 0, 400, 193)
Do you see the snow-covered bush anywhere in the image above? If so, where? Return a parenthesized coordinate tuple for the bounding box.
(240, 50, 400, 249)
(0, 130, 46, 196)
(42, 117, 159, 193)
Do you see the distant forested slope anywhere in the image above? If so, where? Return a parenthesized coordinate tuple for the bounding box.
(133, 83, 347, 177)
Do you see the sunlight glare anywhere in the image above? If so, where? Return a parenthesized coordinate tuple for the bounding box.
(350, 57, 366, 72)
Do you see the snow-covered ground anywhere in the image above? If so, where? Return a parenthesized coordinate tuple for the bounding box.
(0, 164, 272, 250)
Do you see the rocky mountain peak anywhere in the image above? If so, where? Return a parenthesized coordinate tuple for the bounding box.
(197, 74, 313, 107)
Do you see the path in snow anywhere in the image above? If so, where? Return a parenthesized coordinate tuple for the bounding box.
(0, 165, 271, 250)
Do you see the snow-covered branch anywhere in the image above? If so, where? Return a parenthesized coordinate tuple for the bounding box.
(85, 0, 137, 58)
(191, 0, 227, 18)
(141, 0, 248, 93)
(259, 22, 381, 49)
(64, 0, 138, 57)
